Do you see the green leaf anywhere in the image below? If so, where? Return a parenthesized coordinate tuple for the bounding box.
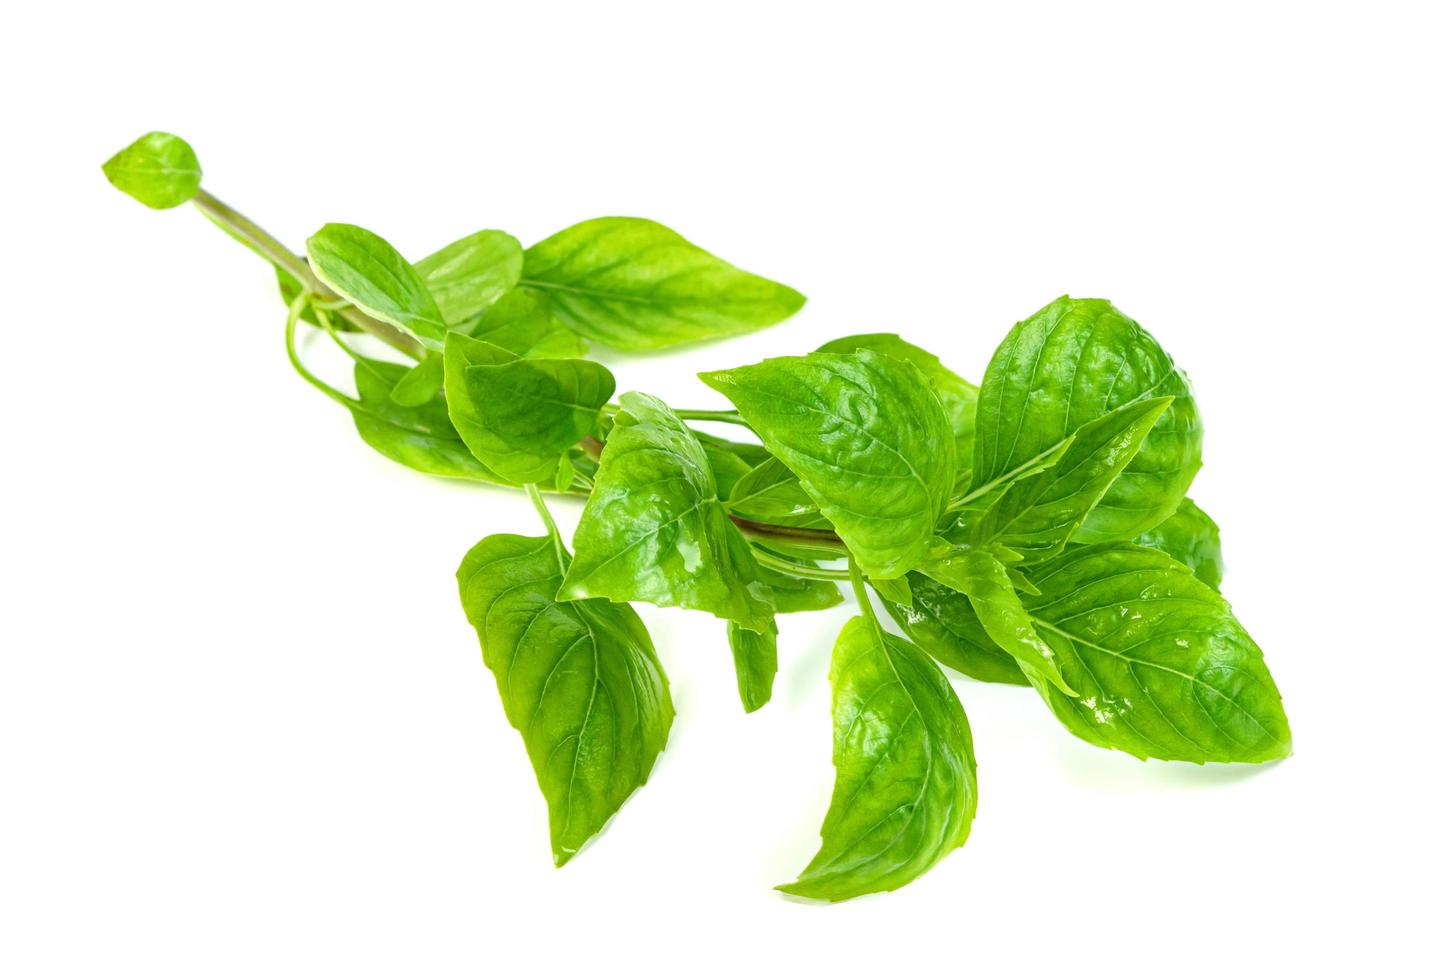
(879, 574, 1028, 685)
(465, 287, 587, 358)
(724, 457, 832, 529)
(522, 217, 805, 350)
(867, 576, 913, 607)
(920, 548, 1075, 695)
(702, 350, 958, 579)
(1132, 497, 1224, 590)
(974, 397, 1172, 563)
(1020, 544, 1291, 763)
(728, 622, 779, 713)
(970, 297, 1202, 540)
(102, 131, 201, 209)
(560, 393, 775, 630)
(443, 334, 614, 484)
(752, 557, 844, 613)
(414, 229, 523, 324)
(778, 616, 977, 901)
(388, 352, 445, 407)
(691, 432, 771, 469)
(306, 223, 447, 348)
(817, 333, 979, 469)
(457, 533, 673, 865)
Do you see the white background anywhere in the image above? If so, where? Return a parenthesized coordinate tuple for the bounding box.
(4, 2, 1431, 976)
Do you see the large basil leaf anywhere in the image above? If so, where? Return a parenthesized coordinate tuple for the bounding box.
(971, 296, 1202, 540)
(521, 217, 805, 350)
(307, 223, 447, 348)
(560, 393, 775, 630)
(465, 287, 587, 358)
(974, 397, 1171, 563)
(1132, 497, 1224, 590)
(725, 457, 831, 529)
(102, 131, 201, 209)
(1022, 544, 1291, 763)
(414, 229, 523, 324)
(443, 334, 614, 484)
(701, 350, 958, 579)
(728, 622, 779, 713)
(779, 616, 977, 901)
(457, 533, 673, 865)
(880, 574, 1028, 686)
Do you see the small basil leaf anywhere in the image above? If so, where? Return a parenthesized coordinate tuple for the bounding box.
(414, 229, 523, 324)
(920, 549, 1075, 695)
(1022, 544, 1290, 763)
(443, 333, 615, 484)
(554, 452, 578, 493)
(466, 287, 587, 358)
(697, 437, 755, 500)
(975, 397, 1172, 563)
(522, 217, 805, 350)
(1132, 497, 1224, 590)
(971, 297, 1202, 540)
(457, 533, 673, 865)
(306, 223, 447, 348)
(752, 557, 844, 613)
(778, 616, 977, 901)
(702, 350, 958, 579)
(102, 131, 201, 209)
(691, 432, 771, 469)
(880, 574, 1028, 686)
(560, 393, 776, 630)
(727, 621, 779, 713)
(867, 576, 913, 607)
(388, 352, 445, 407)
(725, 457, 832, 529)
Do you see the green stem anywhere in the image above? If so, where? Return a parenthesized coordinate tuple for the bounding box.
(284, 293, 364, 411)
(526, 483, 569, 573)
(847, 552, 877, 621)
(727, 514, 844, 551)
(751, 548, 849, 581)
(312, 305, 368, 362)
(675, 408, 751, 427)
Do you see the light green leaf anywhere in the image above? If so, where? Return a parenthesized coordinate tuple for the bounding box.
(457, 533, 673, 866)
(414, 229, 523, 324)
(443, 334, 614, 484)
(975, 397, 1172, 563)
(725, 457, 832, 530)
(1021, 544, 1291, 763)
(702, 350, 958, 579)
(522, 217, 805, 350)
(1132, 497, 1224, 590)
(970, 297, 1202, 540)
(102, 131, 201, 209)
(697, 438, 755, 500)
(752, 557, 844, 613)
(879, 574, 1028, 686)
(307, 223, 447, 348)
(560, 393, 775, 630)
(728, 621, 779, 713)
(778, 616, 977, 901)
(465, 287, 587, 358)
(867, 576, 913, 607)
(388, 352, 445, 407)
(691, 432, 771, 469)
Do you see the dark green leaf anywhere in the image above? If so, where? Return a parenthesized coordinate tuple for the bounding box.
(728, 622, 779, 713)
(414, 229, 523, 323)
(388, 351, 445, 407)
(102, 131, 201, 209)
(465, 287, 587, 358)
(522, 217, 805, 350)
(778, 616, 977, 901)
(457, 533, 673, 865)
(880, 574, 1028, 685)
(307, 223, 447, 348)
(1132, 497, 1224, 589)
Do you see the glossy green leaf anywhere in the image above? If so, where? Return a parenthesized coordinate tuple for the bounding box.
(728, 622, 779, 713)
(1132, 497, 1224, 590)
(697, 439, 755, 500)
(970, 296, 1202, 540)
(414, 229, 523, 324)
(522, 217, 805, 350)
(725, 457, 832, 529)
(1021, 544, 1290, 763)
(752, 557, 844, 613)
(868, 576, 913, 607)
(307, 223, 447, 348)
(920, 548, 1074, 695)
(443, 334, 614, 484)
(388, 352, 445, 407)
(457, 533, 673, 865)
(702, 350, 958, 579)
(102, 131, 201, 209)
(465, 287, 587, 358)
(975, 397, 1172, 563)
(779, 616, 977, 901)
(692, 432, 770, 469)
(560, 393, 775, 630)
(880, 574, 1028, 685)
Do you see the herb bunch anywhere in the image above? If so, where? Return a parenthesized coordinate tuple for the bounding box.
(105, 131, 1291, 901)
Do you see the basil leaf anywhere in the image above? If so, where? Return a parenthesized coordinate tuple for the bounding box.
(466, 287, 587, 358)
(697, 439, 755, 500)
(522, 217, 805, 350)
(728, 622, 779, 713)
(817, 333, 979, 469)
(880, 574, 1028, 685)
(867, 576, 913, 607)
(560, 393, 776, 630)
(414, 229, 523, 324)
(753, 558, 843, 613)
(1132, 497, 1224, 590)
(920, 549, 1075, 695)
(974, 397, 1172, 563)
(702, 350, 958, 579)
(307, 223, 447, 348)
(970, 297, 1202, 540)
(387, 352, 445, 407)
(725, 457, 831, 530)
(457, 533, 673, 865)
(692, 431, 771, 469)
(1021, 544, 1290, 763)
(102, 131, 201, 209)
(443, 334, 614, 484)
(779, 616, 977, 901)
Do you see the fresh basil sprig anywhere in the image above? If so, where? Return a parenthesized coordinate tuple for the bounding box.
(106, 131, 1292, 901)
